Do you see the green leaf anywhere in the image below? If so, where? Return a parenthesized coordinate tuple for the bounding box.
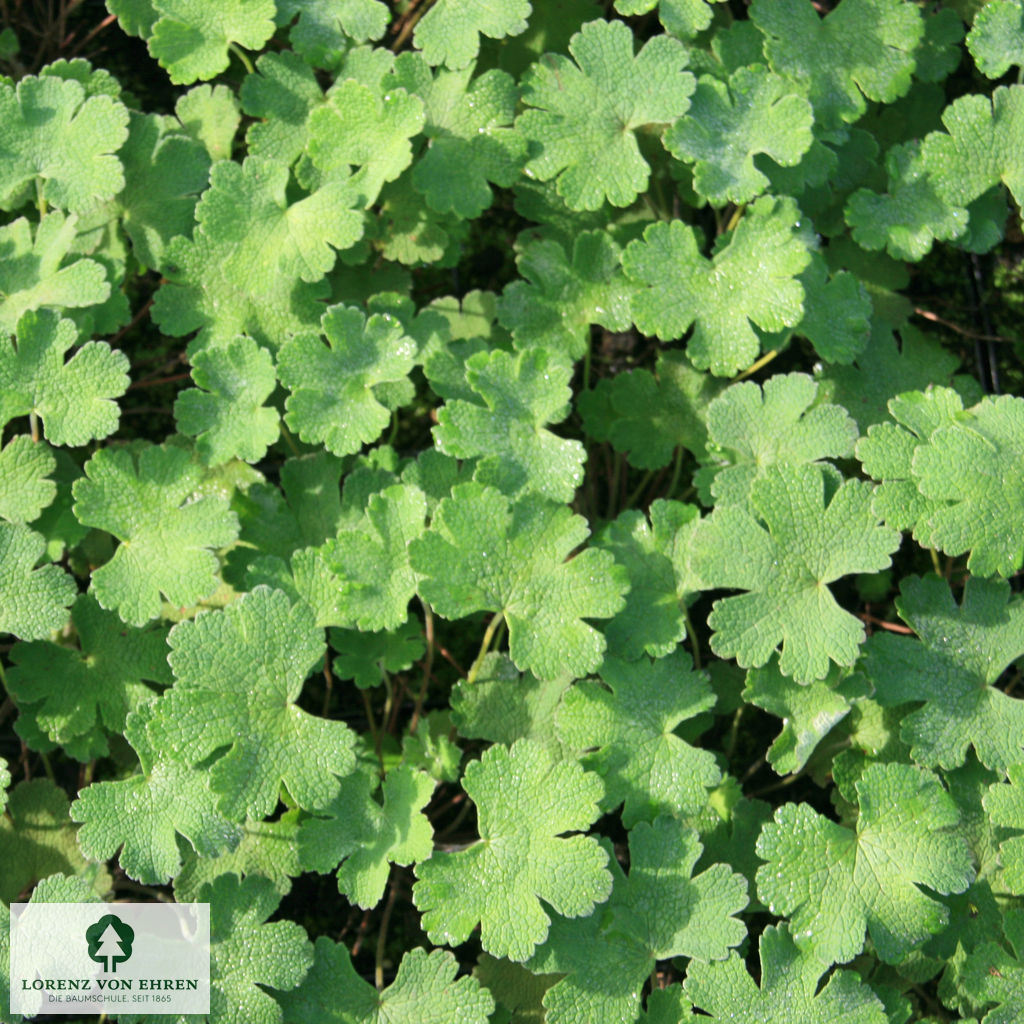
(0, 310, 127, 446)
(71, 700, 241, 884)
(409, 483, 628, 680)
(174, 334, 280, 465)
(684, 924, 888, 1023)
(278, 304, 416, 457)
(518, 19, 694, 210)
(0, 215, 110, 336)
(148, 0, 277, 85)
(241, 51, 324, 166)
(692, 463, 900, 683)
(791, 252, 872, 365)
(665, 66, 814, 205)
(497, 230, 632, 361)
(72, 444, 239, 626)
(912, 394, 1024, 577)
(984, 765, 1024, 894)
(756, 762, 975, 965)
(580, 351, 722, 468)
(450, 655, 570, 757)
(615, 0, 721, 40)
(278, 0, 390, 67)
(322, 483, 426, 631)
(750, 0, 923, 130)
(434, 347, 585, 503)
(744, 658, 869, 775)
(0, 436, 55, 524)
(961, 908, 1024, 1024)
(174, 811, 302, 901)
(7, 592, 171, 752)
(0, 72, 128, 212)
(863, 575, 1024, 775)
(556, 652, 720, 826)
(413, 739, 611, 960)
(846, 140, 969, 261)
(152, 156, 363, 352)
(307, 79, 425, 206)
(817, 321, 969, 431)
(922, 85, 1024, 211)
(698, 372, 858, 509)
(195, 873, 312, 1024)
(114, 111, 212, 270)
(150, 586, 357, 819)
(277, 939, 494, 1023)
(623, 197, 811, 376)
(0, 522, 75, 640)
(414, 0, 531, 70)
(299, 764, 433, 908)
(967, 0, 1024, 79)
(330, 616, 425, 690)
(175, 83, 240, 161)
(387, 54, 526, 219)
(0, 778, 111, 902)
(596, 501, 701, 660)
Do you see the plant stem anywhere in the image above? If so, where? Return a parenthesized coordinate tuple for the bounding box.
(227, 42, 254, 74)
(466, 611, 505, 684)
(682, 605, 700, 670)
(375, 873, 400, 990)
(734, 348, 779, 381)
(409, 601, 435, 734)
(623, 469, 654, 511)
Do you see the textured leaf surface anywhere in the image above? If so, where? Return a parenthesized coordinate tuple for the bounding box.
(498, 231, 632, 361)
(277, 939, 494, 1023)
(278, 0, 390, 66)
(174, 334, 279, 465)
(750, 0, 923, 129)
(148, 0, 276, 85)
(665, 66, 814, 205)
(7, 593, 171, 751)
(72, 444, 238, 625)
(985, 765, 1024, 894)
(685, 924, 887, 1022)
(0, 436, 55, 524)
(323, 483, 426, 631)
(0, 73, 128, 212)
(968, 0, 1024, 78)
(623, 197, 810, 375)
(434, 347, 585, 503)
(556, 653, 720, 826)
(413, 739, 611, 960)
(388, 55, 525, 218)
(756, 762, 975, 964)
(519, 19, 694, 209)
(71, 701, 241, 884)
(0, 310, 127, 446)
(414, 0, 531, 70)
(0, 217, 110, 337)
(410, 483, 627, 680)
(279, 304, 416, 457)
(198, 873, 312, 1024)
(692, 464, 900, 682)
(596, 501, 700, 660)
(152, 156, 362, 351)
(912, 394, 1024, 576)
(699, 373, 858, 509)
(0, 779, 110, 902)
(150, 587, 356, 819)
(299, 764, 433, 908)
(864, 575, 1024, 774)
(0, 522, 75, 640)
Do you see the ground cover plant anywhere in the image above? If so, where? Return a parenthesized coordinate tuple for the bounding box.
(1, 0, 1024, 1020)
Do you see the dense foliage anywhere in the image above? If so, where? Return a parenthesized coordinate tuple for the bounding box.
(1, 0, 1024, 1021)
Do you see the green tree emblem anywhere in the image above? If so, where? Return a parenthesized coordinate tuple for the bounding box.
(86, 914, 134, 973)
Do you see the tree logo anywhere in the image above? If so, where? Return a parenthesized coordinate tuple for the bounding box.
(85, 914, 135, 973)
